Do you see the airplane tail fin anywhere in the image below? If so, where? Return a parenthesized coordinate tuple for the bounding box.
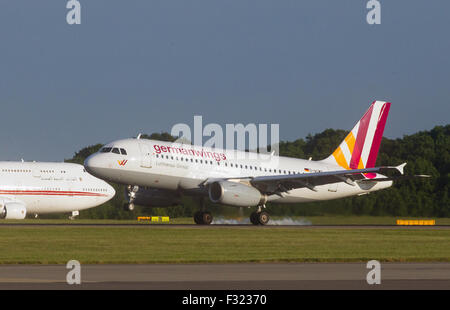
(324, 100, 391, 170)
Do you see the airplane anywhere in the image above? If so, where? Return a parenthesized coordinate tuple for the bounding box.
(84, 101, 427, 225)
(0, 161, 116, 219)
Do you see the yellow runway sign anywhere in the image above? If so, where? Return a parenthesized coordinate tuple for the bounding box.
(396, 219, 435, 226)
(137, 216, 170, 223)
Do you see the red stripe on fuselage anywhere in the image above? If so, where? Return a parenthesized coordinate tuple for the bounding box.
(0, 190, 107, 197)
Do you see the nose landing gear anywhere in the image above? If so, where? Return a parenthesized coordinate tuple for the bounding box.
(69, 210, 79, 220)
(124, 185, 139, 211)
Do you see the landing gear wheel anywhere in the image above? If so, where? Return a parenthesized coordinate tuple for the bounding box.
(194, 211, 203, 224)
(123, 203, 135, 211)
(193, 211, 213, 225)
(202, 212, 213, 225)
(257, 211, 270, 225)
(250, 212, 259, 225)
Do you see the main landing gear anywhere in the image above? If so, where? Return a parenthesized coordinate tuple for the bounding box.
(193, 198, 213, 225)
(250, 206, 270, 225)
(194, 211, 213, 225)
(124, 185, 138, 211)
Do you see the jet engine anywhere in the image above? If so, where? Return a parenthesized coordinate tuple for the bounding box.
(126, 187, 181, 207)
(0, 202, 27, 220)
(208, 181, 266, 207)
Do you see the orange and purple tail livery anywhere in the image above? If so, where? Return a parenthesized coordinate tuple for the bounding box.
(327, 101, 391, 171)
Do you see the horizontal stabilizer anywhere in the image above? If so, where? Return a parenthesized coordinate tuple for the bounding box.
(395, 163, 407, 175)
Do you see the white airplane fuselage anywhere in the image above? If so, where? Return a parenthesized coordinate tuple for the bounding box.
(85, 139, 392, 204)
(0, 161, 115, 217)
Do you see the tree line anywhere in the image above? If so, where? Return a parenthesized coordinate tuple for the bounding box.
(62, 125, 449, 219)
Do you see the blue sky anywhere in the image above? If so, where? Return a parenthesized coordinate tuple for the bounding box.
(0, 1, 449, 161)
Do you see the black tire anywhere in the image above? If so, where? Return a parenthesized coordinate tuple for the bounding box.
(202, 212, 213, 225)
(194, 211, 203, 225)
(250, 212, 259, 225)
(257, 211, 270, 225)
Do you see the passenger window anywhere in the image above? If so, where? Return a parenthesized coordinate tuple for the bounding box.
(120, 148, 127, 155)
(112, 148, 120, 154)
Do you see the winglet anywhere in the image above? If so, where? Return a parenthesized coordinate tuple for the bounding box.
(396, 163, 407, 175)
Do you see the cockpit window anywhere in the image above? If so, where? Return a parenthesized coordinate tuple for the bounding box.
(100, 147, 112, 153)
(120, 148, 127, 155)
(112, 148, 120, 154)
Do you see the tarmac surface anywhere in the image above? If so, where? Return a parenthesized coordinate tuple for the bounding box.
(1, 223, 450, 229)
(1, 263, 449, 290)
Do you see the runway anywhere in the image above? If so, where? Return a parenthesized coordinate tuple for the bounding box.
(1, 223, 449, 229)
(1, 263, 449, 290)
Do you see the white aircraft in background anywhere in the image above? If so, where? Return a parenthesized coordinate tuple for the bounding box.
(0, 161, 115, 219)
(84, 101, 427, 225)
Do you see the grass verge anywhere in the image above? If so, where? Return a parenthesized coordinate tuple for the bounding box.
(0, 225, 449, 264)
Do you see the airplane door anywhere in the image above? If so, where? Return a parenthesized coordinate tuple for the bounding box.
(32, 169, 41, 178)
(139, 144, 153, 168)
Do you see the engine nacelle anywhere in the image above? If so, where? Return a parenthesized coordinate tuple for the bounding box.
(208, 181, 266, 207)
(0, 202, 27, 220)
(128, 188, 181, 207)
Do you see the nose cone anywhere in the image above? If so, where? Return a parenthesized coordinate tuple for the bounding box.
(95, 180, 116, 204)
(84, 154, 102, 177)
(106, 183, 116, 200)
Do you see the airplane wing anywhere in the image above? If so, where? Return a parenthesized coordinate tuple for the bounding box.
(248, 166, 402, 194)
(205, 163, 429, 196)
